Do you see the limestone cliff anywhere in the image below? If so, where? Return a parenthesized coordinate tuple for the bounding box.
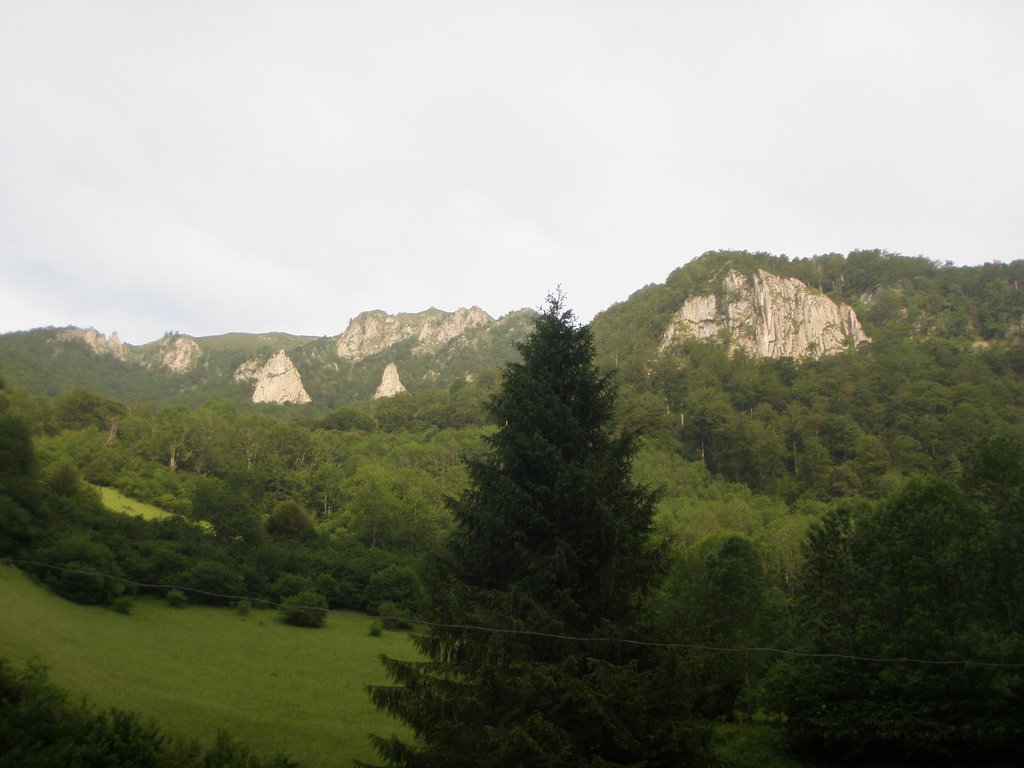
(55, 327, 127, 360)
(151, 335, 202, 373)
(336, 307, 493, 361)
(661, 270, 868, 359)
(373, 362, 407, 399)
(235, 350, 312, 404)
(232, 358, 261, 383)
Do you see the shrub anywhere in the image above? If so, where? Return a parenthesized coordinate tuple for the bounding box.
(377, 600, 413, 630)
(280, 590, 328, 628)
(109, 596, 133, 614)
(266, 501, 313, 540)
(32, 533, 126, 605)
(269, 573, 315, 602)
(173, 561, 245, 605)
(166, 589, 188, 607)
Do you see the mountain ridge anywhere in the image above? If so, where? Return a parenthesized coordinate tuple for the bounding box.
(2, 251, 1021, 408)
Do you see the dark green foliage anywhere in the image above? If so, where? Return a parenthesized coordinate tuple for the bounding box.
(280, 590, 328, 628)
(53, 387, 127, 432)
(364, 564, 425, 616)
(316, 406, 377, 432)
(266, 500, 313, 540)
(963, 437, 1024, 636)
(773, 474, 1024, 763)
(31, 532, 129, 605)
(658, 534, 775, 718)
(0, 413, 40, 550)
(365, 296, 713, 767)
(191, 475, 262, 544)
(45, 460, 85, 497)
(172, 561, 246, 605)
(0, 413, 37, 482)
(269, 573, 316, 601)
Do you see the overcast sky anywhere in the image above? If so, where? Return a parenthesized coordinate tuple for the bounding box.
(1, 1, 1021, 344)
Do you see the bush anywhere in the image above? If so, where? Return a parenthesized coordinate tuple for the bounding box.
(166, 588, 188, 607)
(109, 595, 133, 614)
(173, 561, 245, 605)
(377, 600, 413, 630)
(266, 501, 313, 540)
(365, 563, 425, 615)
(269, 573, 315, 602)
(32, 533, 127, 605)
(280, 590, 328, 628)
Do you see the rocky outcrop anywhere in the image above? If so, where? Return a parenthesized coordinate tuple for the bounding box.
(235, 350, 311, 404)
(55, 327, 127, 359)
(152, 335, 202, 373)
(661, 270, 869, 359)
(373, 363, 407, 399)
(336, 307, 493, 361)
(233, 358, 261, 382)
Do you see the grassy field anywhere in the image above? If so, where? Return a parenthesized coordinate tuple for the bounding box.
(0, 562, 806, 767)
(95, 484, 174, 520)
(0, 564, 417, 767)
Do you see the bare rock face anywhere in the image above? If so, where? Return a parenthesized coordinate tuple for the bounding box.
(55, 327, 127, 359)
(661, 269, 869, 359)
(336, 307, 493, 361)
(153, 335, 202, 373)
(235, 350, 311, 404)
(373, 362, 407, 399)
(233, 358, 261, 383)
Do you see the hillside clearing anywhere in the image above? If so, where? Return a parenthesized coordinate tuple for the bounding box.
(0, 564, 416, 767)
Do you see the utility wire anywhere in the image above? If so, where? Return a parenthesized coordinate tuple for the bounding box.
(5, 557, 1024, 670)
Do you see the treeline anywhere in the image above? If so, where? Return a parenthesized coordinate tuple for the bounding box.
(0, 377, 505, 624)
(643, 334, 1024, 500)
(649, 440, 1024, 763)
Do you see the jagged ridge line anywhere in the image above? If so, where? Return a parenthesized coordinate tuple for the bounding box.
(5, 557, 1022, 669)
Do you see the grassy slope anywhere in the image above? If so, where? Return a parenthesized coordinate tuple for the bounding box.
(95, 485, 173, 520)
(0, 564, 416, 767)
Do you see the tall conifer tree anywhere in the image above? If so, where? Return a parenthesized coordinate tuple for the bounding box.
(363, 295, 711, 767)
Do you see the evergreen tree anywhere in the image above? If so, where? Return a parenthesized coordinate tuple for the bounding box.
(363, 295, 712, 767)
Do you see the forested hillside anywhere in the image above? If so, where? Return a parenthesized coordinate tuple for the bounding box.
(0, 309, 535, 410)
(594, 250, 1024, 500)
(1, 251, 1022, 766)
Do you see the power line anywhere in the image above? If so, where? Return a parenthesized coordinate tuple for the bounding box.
(5, 557, 1023, 670)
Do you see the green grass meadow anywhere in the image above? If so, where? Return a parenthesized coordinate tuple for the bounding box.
(0, 564, 417, 767)
(95, 484, 174, 520)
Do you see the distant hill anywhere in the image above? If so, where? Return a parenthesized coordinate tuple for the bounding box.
(0, 308, 536, 410)
(2, 251, 1021, 411)
(591, 249, 1023, 379)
